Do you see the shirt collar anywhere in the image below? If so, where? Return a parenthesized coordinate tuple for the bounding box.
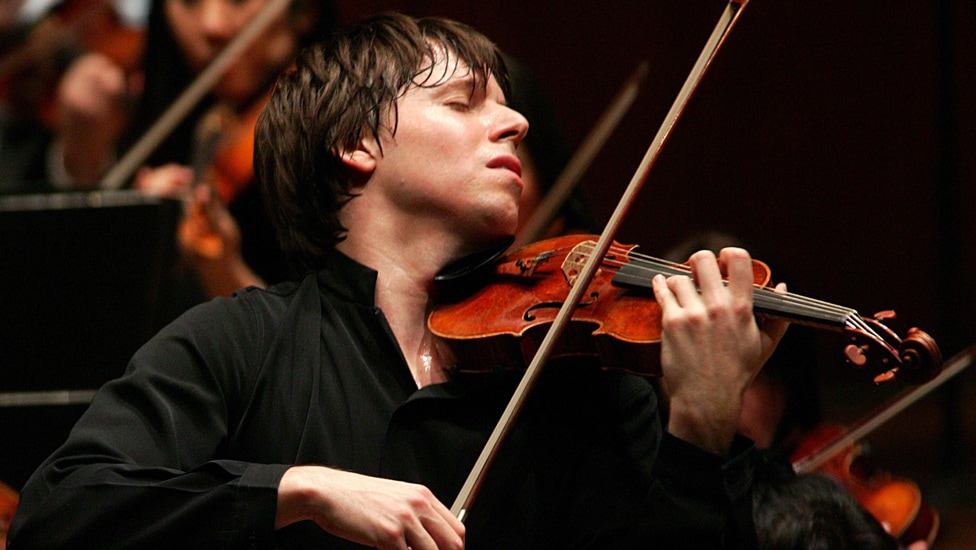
(317, 249, 380, 305)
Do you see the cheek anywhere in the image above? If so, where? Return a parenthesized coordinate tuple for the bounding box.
(401, 126, 465, 172)
(516, 149, 543, 227)
(168, 27, 214, 75)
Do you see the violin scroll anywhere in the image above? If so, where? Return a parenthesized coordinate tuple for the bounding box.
(845, 312, 943, 386)
(874, 327, 942, 384)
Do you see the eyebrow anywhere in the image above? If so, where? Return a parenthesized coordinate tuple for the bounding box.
(435, 73, 477, 94)
(434, 73, 508, 106)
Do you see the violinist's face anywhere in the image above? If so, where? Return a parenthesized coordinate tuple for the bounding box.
(368, 52, 529, 248)
(165, 0, 310, 106)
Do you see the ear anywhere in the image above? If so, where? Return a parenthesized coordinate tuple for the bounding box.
(339, 135, 380, 176)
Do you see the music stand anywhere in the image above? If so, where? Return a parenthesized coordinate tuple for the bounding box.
(0, 190, 181, 488)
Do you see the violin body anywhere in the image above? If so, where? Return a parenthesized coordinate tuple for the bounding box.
(430, 234, 771, 377)
(179, 92, 267, 260)
(203, 95, 266, 204)
(191, 91, 268, 204)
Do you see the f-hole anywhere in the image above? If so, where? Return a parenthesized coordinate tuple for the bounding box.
(523, 291, 600, 321)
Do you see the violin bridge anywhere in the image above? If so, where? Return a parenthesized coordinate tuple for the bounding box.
(562, 240, 597, 286)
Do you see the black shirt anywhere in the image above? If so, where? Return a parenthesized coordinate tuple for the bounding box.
(10, 250, 766, 549)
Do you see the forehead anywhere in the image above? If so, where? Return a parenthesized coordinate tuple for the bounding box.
(409, 42, 487, 93)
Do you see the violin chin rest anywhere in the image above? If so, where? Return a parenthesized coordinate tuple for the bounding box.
(435, 237, 514, 283)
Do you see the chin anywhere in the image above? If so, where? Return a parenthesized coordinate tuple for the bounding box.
(492, 216, 519, 243)
(463, 221, 515, 252)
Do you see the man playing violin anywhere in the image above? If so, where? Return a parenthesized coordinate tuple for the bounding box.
(10, 13, 790, 548)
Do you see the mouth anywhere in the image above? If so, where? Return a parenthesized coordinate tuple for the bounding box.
(488, 155, 523, 179)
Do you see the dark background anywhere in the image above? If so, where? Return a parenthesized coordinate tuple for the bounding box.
(337, 0, 976, 544)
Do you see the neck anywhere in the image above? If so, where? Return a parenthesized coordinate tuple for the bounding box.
(336, 222, 463, 388)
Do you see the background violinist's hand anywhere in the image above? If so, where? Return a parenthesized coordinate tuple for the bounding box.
(276, 466, 465, 550)
(652, 247, 788, 455)
(178, 184, 264, 298)
(134, 164, 195, 198)
(56, 52, 136, 187)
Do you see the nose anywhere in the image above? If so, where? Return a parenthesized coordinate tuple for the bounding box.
(198, 0, 239, 44)
(491, 104, 529, 148)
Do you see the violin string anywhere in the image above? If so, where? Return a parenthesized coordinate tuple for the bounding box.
(609, 251, 896, 354)
(597, 250, 856, 321)
(531, 242, 877, 330)
(584, 247, 833, 310)
(528, 241, 898, 360)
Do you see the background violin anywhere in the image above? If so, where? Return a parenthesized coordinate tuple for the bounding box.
(178, 92, 267, 261)
(791, 423, 939, 547)
(788, 346, 976, 548)
(189, 92, 267, 205)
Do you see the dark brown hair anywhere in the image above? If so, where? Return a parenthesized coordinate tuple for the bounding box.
(255, 12, 510, 272)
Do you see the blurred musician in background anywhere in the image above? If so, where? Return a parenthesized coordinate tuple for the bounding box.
(46, 0, 339, 305)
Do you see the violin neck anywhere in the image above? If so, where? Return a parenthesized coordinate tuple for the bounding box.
(752, 287, 853, 330)
(612, 260, 855, 332)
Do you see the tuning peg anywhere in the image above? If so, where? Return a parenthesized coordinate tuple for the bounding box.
(845, 344, 868, 366)
(873, 368, 898, 384)
(872, 310, 897, 322)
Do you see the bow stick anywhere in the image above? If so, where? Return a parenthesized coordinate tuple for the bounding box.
(451, 0, 751, 521)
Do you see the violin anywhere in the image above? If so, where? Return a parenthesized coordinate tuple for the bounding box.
(190, 91, 268, 204)
(791, 424, 939, 546)
(429, 234, 943, 385)
(176, 90, 267, 262)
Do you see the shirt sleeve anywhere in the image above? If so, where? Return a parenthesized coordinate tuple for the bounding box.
(643, 431, 764, 548)
(602, 373, 769, 549)
(8, 295, 290, 549)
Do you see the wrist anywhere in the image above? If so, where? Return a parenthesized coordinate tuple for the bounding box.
(667, 395, 741, 456)
(275, 466, 317, 529)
